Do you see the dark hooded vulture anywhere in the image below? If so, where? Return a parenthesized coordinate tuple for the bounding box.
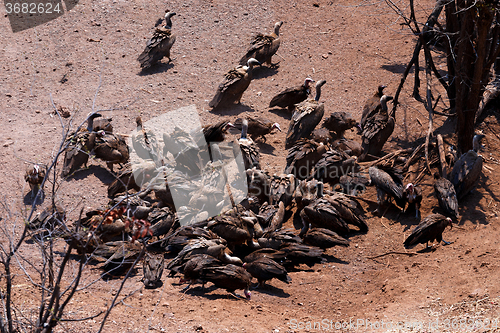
(300, 182, 367, 236)
(93, 130, 130, 173)
(402, 183, 423, 218)
(404, 213, 453, 249)
(209, 58, 261, 109)
(269, 78, 314, 111)
(433, 172, 459, 218)
(309, 149, 359, 184)
(243, 257, 291, 288)
(137, 11, 177, 69)
(180, 254, 223, 286)
(449, 134, 485, 200)
(233, 117, 281, 142)
(331, 138, 363, 157)
(239, 21, 283, 66)
(301, 228, 350, 249)
(360, 84, 386, 130)
(285, 80, 326, 149)
(258, 228, 302, 249)
(285, 139, 327, 180)
(25, 164, 46, 200)
(322, 111, 358, 139)
(368, 166, 405, 214)
(201, 264, 252, 299)
(359, 95, 394, 161)
(202, 121, 235, 144)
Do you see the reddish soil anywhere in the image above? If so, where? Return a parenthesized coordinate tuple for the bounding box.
(2, 0, 500, 332)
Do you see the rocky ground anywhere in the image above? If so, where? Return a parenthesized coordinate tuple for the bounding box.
(1, 0, 500, 332)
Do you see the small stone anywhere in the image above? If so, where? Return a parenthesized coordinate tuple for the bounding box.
(298, 302, 303, 306)
(322, 54, 328, 59)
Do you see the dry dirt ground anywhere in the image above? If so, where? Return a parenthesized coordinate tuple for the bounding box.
(2, 0, 500, 332)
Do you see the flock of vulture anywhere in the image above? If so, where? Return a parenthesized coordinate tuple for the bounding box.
(23, 12, 487, 300)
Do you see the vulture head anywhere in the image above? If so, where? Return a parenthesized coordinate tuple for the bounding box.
(274, 21, 284, 35)
(245, 58, 261, 70)
(86, 112, 102, 132)
(472, 134, 485, 152)
(164, 11, 177, 29)
(377, 85, 387, 95)
(272, 122, 282, 132)
(446, 217, 453, 230)
(314, 80, 327, 101)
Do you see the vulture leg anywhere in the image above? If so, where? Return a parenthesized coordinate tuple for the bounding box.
(106, 162, 115, 173)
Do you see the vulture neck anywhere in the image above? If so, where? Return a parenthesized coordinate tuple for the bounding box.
(380, 97, 389, 115)
(240, 120, 249, 140)
(164, 14, 173, 29)
(472, 135, 484, 152)
(273, 23, 281, 37)
(314, 85, 323, 102)
(211, 143, 222, 162)
(316, 182, 324, 197)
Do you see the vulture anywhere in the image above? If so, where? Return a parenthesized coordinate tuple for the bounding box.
(233, 117, 281, 142)
(359, 95, 394, 161)
(301, 228, 350, 249)
(243, 257, 291, 288)
(160, 226, 222, 253)
(239, 21, 283, 67)
(269, 174, 296, 207)
(25, 164, 46, 200)
(137, 11, 177, 69)
(360, 84, 386, 130)
(331, 138, 363, 157)
(322, 112, 358, 139)
(300, 182, 367, 236)
(94, 240, 144, 275)
(402, 183, 422, 218)
(234, 119, 261, 170)
(310, 127, 333, 145)
(269, 78, 314, 111)
(449, 134, 485, 200)
(246, 168, 271, 204)
(203, 121, 235, 144)
(293, 178, 321, 212)
(279, 243, 324, 268)
(285, 139, 327, 180)
(433, 172, 459, 218)
(404, 213, 453, 249)
(337, 173, 370, 196)
(61, 130, 97, 177)
(180, 254, 223, 287)
(258, 228, 302, 249)
(93, 116, 113, 134)
(368, 166, 405, 214)
(147, 207, 176, 238)
(309, 149, 359, 184)
(94, 130, 130, 173)
(285, 80, 327, 149)
(201, 264, 252, 299)
(209, 58, 261, 109)
(142, 253, 165, 288)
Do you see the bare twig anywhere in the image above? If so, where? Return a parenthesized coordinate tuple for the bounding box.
(368, 251, 418, 259)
